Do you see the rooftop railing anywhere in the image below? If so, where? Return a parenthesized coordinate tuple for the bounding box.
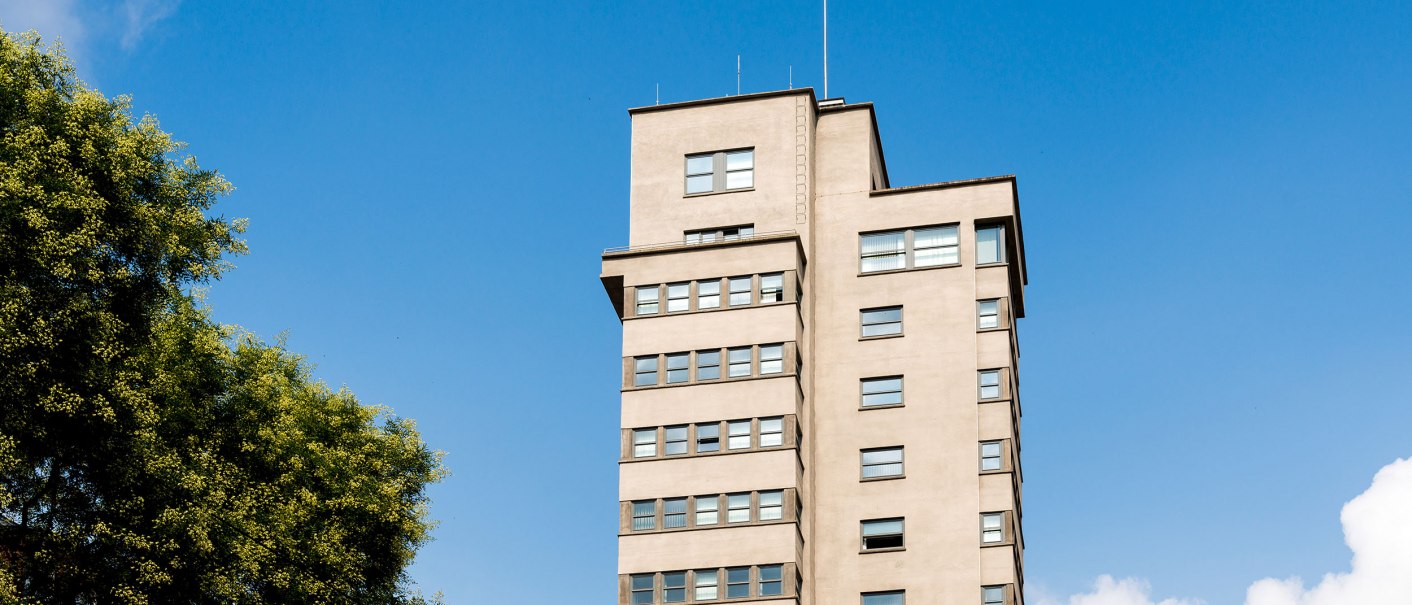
(603, 230, 798, 256)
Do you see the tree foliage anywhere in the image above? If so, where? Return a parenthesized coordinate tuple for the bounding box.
(0, 30, 446, 604)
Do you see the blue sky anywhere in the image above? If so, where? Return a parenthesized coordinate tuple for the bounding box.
(3, 1, 1410, 603)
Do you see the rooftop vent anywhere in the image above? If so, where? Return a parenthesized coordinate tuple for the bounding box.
(818, 97, 846, 108)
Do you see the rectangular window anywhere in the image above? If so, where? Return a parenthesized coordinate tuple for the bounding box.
(980, 441, 1003, 471)
(631, 574, 654, 605)
(663, 498, 687, 529)
(861, 377, 903, 407)
(978, 299, 1000, 329)
(695, 495, 719, 525)
(758, 490, 783, 521)
(728, 276, 752, 306)
(696, 423, 720, 453)
(758, 565, 783, 596)
(759, 273, 784, 303)
(665, 353, 689, 384)
(727, 493, 751, 523)
(979, 370, 1001, 399)
(860, 231, 906, 272)
(862, 518, 905, 550)
(977, 224, 1006, 264)
(727, 347, 752, 377)
(634, 356, 658, 387)
(759, 417, 783, 447)
(697, 350, 721, 380)
(758, 344, 783, 374)
(727, 421, 751, 450)
(695, 569, 719, 601)
(685, 150, 753, 194)
(685, 225, 754, 244)
(862, 447, 904, 478)
(914, 225, 959, 266)
(666, 282, 690, 313)
(726, 567, 751, 598)
(981, 512, 1005, 543)
(632, 501, 656, 531)
(663, 571, 686, 603)
(861, 307, 902, 337)
(697, 280, 721, 309)
(663, 425, 688, 456)
(983, 586, 1006, 605)
(635, 286, 659, 315)
(632, 429, 657, 458)
(862, 591, 905, 605)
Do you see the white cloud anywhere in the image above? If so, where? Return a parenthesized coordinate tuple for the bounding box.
(118, 0, 180, 50)
(1244, 457, 1412, 605)
(0, 0, 88, 52)
(1033, 576, 1202, 605)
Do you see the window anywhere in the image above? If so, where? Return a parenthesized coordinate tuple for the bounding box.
(860, 225, 962, 273)
(695, 495, 719, 525)
(632, 501, 656, 531)
(981, 512, 1005, 543)
(633, 429, 657, 458)
(727, 420, 751, 450)
(760, 273, 783, 303)
(862, 447, 904, 478)
(759, 344, 783, 374)
(863, 591, 905, 605)
(685, 225, 754, 244)
(759, 417, 783, 447)
(665, 353, 689, 384)
(666, 282, 690, 313)
(983, 586, 1006, 605)
(727, 494, 751, 523)
(728, 276, 752, 306)
(861, 307, 902, 337)
(758, 490, 783, 521)
(980, 441, 1002, 471)
(631, 574, 654, 605)
(861, 377, 903, 407)
(979, 370, 1001, 399)
(914, 225, 959, 266)
(727, 347, 752, 377)
(696, 423, 720, 453)
(978, 299, 1000, 329)
(664, 425, 688, 456)
(726, 567, 751, 598)
(698, 280, 721, 309)
(758, 565, 783, 596)
(663, 498, 687, 529)
(663, 571, 686, 603)
(634, 356, 658, 387)
(695, 570, 719, 600)
(860, 231, 906, 272)
(862, 518, 905, 550)
(697, 350, 721, 380)
(636, 286, 660, 315)
(977, 224, 1006, 264)
(685, 149, 753, 194)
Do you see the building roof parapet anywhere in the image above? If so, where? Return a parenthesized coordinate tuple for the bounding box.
(602, 230, 799, 259)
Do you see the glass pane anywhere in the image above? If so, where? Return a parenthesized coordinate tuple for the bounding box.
(862, 378, 902, 394)
(914, 225, 958, 247)
(636, 287, 658, 302)
(861, 322, 902, 337)
(863, 592, 905, 605)
(758, 490, 782, 506)
(729, 421, 750, 436)
(634, 372, 657, 387)
(739, 226, 754, 236)
(863, 462, 903, 477)
(862, 449, 903, 465)
(636, 357, 658, 372)
(759, 345, 782, 361)
(862, 519, 904, 536)
(698, 280, 720, 295)
(633, 501, 655, 516)
(979, 314, 999, 329)
(760, 418, 782, 433)
(686, 155, 714, 175)
(759, 360, 782, 374)
(761, 273, 783, 289)
(632, 574, 655, 590)
(759, 433, 782, 447)
(862, 308, 902, 324)
(664, 426, 687, 441)
(634, 429, 655, 445)
(667, 283, 689, 297)
(686, 174, 713, 194)
(983, 529, 1003, 543)
(727, 566, 750, 584)
(861, 231, 905, 254)
(980, 385, 1000, 399)
(980, 371, 1000, 386)
(665, 354, 689, 370)
(981, 442, 1002, 457)
(697, 424, 719, 438)
(984, 587, 1005, 603)
(725, 170, 753, 189)
(982, 514, 1003, 529)
(914, 245, 959, 267)
(697, 366, 720, 380)
(861, 392, 903, 406)
(979, 300, 999, 315)
(725, 150, 753, 170)
(695, 496, 719, 511)
(698, 294, 720, 309)
(977, 225, 1004, 264)
(860, 253, 906, 272)
(758, 565, 782, 581)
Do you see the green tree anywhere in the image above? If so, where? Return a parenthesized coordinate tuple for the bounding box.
(0, 30, 446, 604)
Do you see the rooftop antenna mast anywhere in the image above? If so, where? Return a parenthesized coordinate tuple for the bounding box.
(823, 0, 829, 98)
(737, 55, 741, 95)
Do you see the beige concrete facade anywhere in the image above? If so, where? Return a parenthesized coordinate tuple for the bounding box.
(602, 89, 1028, 605)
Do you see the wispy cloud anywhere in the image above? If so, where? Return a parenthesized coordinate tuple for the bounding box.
(0, 0, 88, 52)
(1033, 576, 1201, 605)
(1244, 457, 1412, 605)
(118, 0, 180, 50)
